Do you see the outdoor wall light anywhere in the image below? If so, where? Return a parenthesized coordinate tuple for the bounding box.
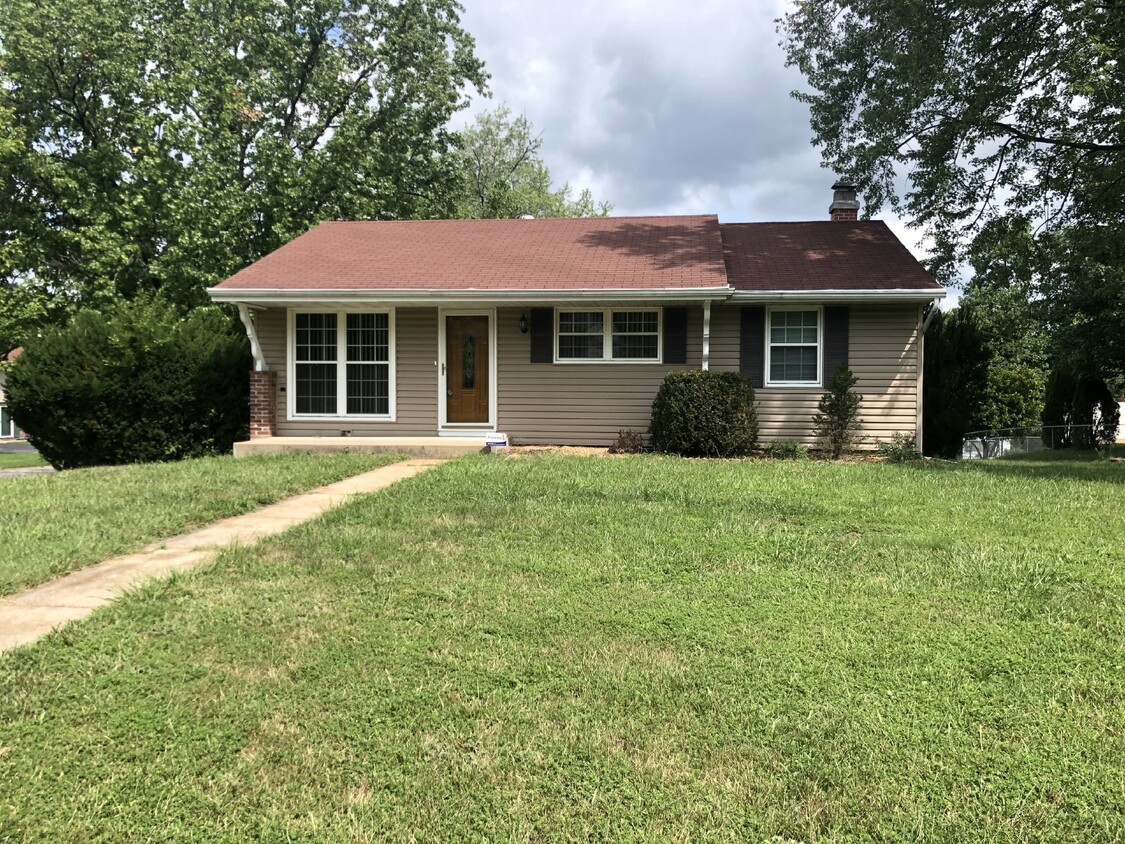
(518, 313, 529, 334)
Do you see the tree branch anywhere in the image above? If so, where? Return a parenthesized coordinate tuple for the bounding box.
(989, 122, 1125, 152)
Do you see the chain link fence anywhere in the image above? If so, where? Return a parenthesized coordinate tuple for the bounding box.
(960, 424, 1117, 459)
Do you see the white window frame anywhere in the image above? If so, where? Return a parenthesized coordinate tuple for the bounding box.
(0, 404, 13, 439)
(765, 306, 823, 387)
(554, 307, 663, 364)
(286, 308, 397, 421)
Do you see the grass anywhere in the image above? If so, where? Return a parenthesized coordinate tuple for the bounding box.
(0, 451, 46, 470)
(2, 453, 1124, 841)
(0, 452, 401, 596)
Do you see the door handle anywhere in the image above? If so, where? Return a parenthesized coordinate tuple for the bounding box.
(447, 388, 453, 397)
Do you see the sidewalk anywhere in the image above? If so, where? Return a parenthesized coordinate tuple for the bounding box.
(0, 458, 444, 654)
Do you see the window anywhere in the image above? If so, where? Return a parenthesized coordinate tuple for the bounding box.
(0, 405, 13, 439)
(767, 308, 820, 385)
(556, 308, 661, 362)
(291, 311, 393, 417)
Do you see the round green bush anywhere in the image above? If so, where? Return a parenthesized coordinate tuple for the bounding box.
(5, 298, 250, 469)
(649, 370, 758, 457)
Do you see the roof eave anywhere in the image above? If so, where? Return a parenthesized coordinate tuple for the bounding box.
(728, 288, 945, 303)
(208, 287, 734, 304)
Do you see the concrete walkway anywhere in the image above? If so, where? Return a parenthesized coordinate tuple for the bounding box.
(0, 458, 444, 654)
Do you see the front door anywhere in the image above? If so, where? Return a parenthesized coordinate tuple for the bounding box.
(445, 314, 490, 424)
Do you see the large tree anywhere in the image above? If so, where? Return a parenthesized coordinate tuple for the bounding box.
(0, 0, 487, 310)
(780, 0, 1125, 378)
(454, 106, 611, 219)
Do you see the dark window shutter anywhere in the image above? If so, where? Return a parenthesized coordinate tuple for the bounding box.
(529, 307, 553, 363)
(740, 306, 765, 388)
(823, 306, 850, 381)
(663, 307, 688, 364)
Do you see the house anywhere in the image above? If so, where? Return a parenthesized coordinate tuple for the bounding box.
(208, 184, 945, 452)
(0, 347, 24, 441)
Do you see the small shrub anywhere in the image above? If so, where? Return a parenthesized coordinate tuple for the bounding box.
(649, 370, 758, 457)
(876, 433, 921, 462)
(5, 297, 250, 469)
(609, 429, 648, 454)
(812, 365, 862, 459)
(762, 440, 809, 460)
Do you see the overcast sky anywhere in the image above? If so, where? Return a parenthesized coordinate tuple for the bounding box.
(454, 0, 955, 300)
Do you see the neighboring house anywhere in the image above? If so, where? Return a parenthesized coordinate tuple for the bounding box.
(208, 184, 945, 448)
(0, 347, 23, 440)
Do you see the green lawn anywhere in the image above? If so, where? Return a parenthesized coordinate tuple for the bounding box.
(0, 451, 47, 470)
(0, 452, 400, 596)
(2, 453, 1124, 841)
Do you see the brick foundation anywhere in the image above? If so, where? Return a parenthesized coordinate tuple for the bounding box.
(249, 370, 277, 439)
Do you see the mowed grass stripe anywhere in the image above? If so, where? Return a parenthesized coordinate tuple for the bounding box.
(0, 452, 402, 596)
(1, 453, 1123, 841)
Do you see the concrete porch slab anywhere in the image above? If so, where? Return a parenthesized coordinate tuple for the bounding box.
(233, 436, 487, 459)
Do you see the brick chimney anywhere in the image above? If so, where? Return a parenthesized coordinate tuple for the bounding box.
(829, 181, 859, 221)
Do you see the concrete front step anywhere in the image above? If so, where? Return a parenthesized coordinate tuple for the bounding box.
(233, 436, 488, 459)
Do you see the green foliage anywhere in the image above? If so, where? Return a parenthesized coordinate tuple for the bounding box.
(962, 218, 1049, 371)
(781, 2, 1125, 380)
(0, 0, 486, 309)
(609, 429, 648, 454)
(977, 365, 1045, 432)
(761, 440, 809, 460)
(811, 365, 862, 459)
(5, 298, 251, 468)
(923, 308, 989, 458)
(876, 433, 921, 463)
(1042, 369, 1077, 449)
(1042, 370, 1120, 449)
(454, 106, 611, 219)
(649, 370, 758, 457)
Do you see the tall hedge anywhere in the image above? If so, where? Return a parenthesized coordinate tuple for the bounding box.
(649, 370, 758, 457)
(5, 298, 250, 469)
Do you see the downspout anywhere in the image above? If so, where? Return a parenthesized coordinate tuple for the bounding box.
(701, 300, 712, 371)
(915, 299, 941, 453)
(237, 303, 269, 372)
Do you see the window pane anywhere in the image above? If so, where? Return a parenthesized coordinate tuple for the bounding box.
(558, 335, 604, 359)
(296, 363, 337, 414)
(770, 346, 818, 383)
(612, 311, 658, 333)
(296, 313, 337, 362)
(0, 405, 10, 438)
(559, 312, 603, 334)
(770, 310, 818, 344)
(346, 313, 389, 363)
(612, 334, 659, 359)
(346, 363, 389, 415)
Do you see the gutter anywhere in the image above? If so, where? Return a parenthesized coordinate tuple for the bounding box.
(728, 288, 946, 304)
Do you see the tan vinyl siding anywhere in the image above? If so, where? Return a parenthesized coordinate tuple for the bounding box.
(497, 306, 702, 446)
(710, 303, 920, 447)
(256, 307, 439, 437)
(252, 301, 921, 448)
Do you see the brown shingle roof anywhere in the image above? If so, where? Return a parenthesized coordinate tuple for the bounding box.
(215, 216, 729, 291)
(720, 221, 940, 291)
